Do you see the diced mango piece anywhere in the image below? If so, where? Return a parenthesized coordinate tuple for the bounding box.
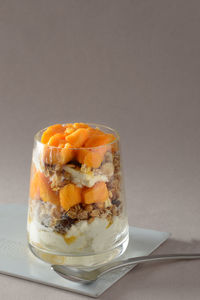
(85, 127, 103, 139)
(106, 133, 116, 144)
(43, 146, 61, 165)
(60, 184, 82, 211)
(43, 143, 74, 165)
(48, 133, 66, 147)
(38, 172, 60, 206)
(111, 139, 119, 152)
(82, 182, 108, 204)
(73, 123, 89, 129)
(41, 124, 66, 144)
(77, 148, 106, 168)
(58, 143, 65, 148)
(41, 123, 118, 167)
(65, 127, 76, 135)
(60, 143, 74, 164)
(76, 148, 86, 165)
(84, 133, 115, 148)
(31, 163, 37, 176)
(84, 150, 106, 168)
(65, 123, 74, 128)
(29, 171, 40, 200)
(65, 128, 89, 147)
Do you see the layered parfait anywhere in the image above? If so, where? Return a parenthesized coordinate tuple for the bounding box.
(28, 123, 129, 266)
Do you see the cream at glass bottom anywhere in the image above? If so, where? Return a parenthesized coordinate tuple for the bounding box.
(27, 200, 129, 267)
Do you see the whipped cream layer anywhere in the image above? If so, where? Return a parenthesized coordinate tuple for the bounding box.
(28, 216, 128, 254)
(63, 165, 109, 188)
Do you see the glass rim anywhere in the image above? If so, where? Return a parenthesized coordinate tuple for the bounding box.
(34, 122, 120, 150)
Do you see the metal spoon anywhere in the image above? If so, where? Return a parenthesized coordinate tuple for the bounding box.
(52, 253, 200, 283)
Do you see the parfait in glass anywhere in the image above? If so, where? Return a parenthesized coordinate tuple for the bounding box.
(27, 123, 129, 267)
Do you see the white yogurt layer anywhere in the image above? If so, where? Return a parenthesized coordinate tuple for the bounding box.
(63, 165, 108, 188)
(28, 216, 128, 254)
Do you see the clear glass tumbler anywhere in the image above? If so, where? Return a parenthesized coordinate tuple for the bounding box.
(27, 123, 129, 267)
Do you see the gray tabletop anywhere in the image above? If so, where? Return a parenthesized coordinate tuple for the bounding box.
(0, 0, 200, 299)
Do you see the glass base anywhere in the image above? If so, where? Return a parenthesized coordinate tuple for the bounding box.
(28, 234, 129, 267)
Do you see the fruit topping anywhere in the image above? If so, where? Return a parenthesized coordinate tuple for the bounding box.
(82, 182, 109, 204)
(60, 183, 82, 211)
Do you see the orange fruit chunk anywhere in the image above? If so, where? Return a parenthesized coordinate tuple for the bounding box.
(60, 143, 74, 164)
(29, 171, 40, 200)
(65, 123, 74, 128)
(43, 143, 74, 165)
(48, 133, 66, 147)
(65, 127, 76, 135)
(41, 123, 117, 166)
(73, 123, 89, 129)
(41, 124, 66, 144)
(60, 184, 82, 211)
(84, 133, 116, 148)
(77, 148, 106, 168)
(30, 171, 60, 205)
(82, 182, 108, 204)
(38, 172, 60, 206)
(65, 128, 89, 148)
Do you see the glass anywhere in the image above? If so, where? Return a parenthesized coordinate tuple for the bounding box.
(27, 123, 129, 267)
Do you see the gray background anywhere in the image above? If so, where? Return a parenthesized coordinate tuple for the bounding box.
(0, 0, 200, 299)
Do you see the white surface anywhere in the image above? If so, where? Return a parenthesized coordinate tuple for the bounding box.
(0, 204, 169, 298)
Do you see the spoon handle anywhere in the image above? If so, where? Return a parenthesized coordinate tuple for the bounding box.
(99, 253, 200, 276)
